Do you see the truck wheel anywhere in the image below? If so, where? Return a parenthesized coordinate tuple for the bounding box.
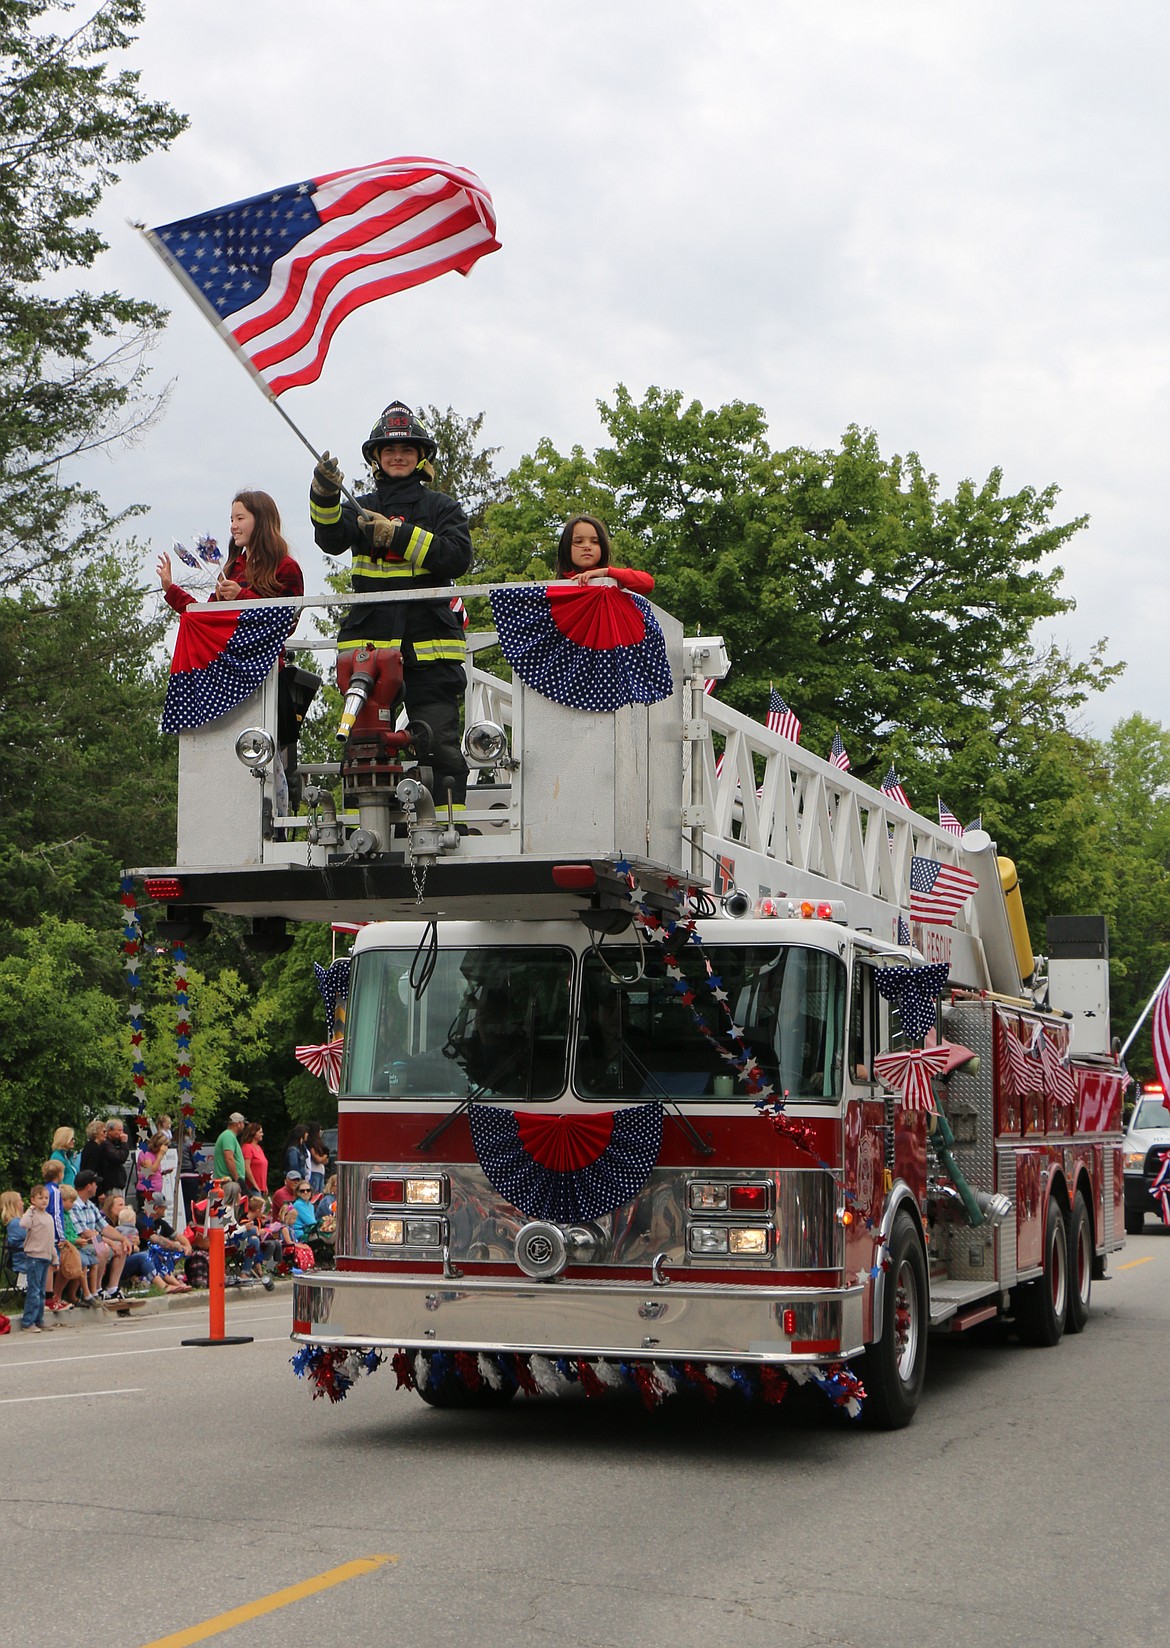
(861, 1211, 928, 1430)
(1065, 1191, 1092, 1334)
(414, 1355, 516, 1408)
(1123, 1205, 1145, 1236)
(1014, 1195, 1068, 1346)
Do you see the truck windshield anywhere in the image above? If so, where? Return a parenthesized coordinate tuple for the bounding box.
(1133, 1097, 1170, 1129)
(575, 943, 846, 1102)
(343, 947, 574, 1100)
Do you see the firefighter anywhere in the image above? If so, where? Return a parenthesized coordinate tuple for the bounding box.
(309, 402, 473, 813)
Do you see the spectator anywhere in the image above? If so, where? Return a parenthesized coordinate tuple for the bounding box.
(240, 1123, 269, 1200)
(42, 1159, 66, 1242)
(223, 1200, 275, 1290)
(212, 1112, 247, 1207)
(50, 1126, 81, 1186)
(2, 1188, 28, 1286)
(71, 1171, 127, 1300)
(307, 1125, 329, 1193)
(115, 1205, 189, 1294)
(58, 1182, 102, 1307)
(291, 1182, 318, 1243)
(317, 1174, 338, 1221)
(138, 1193, 194, 1264)
(179, 1134, 207, 1224)
(135, 1132, 169, 1203)
(18, 1184, 57, 1331)
(283, 1124, 310, 1185)
(53, 1186, 86, 1309)
(98, 1117, 131, 1197)
(78, 1119, 107, 1181)
(271, 1169, 302, 1221)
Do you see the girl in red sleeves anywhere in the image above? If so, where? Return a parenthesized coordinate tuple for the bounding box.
(554, 514, 654, 594)
(156, 489, 303, 610)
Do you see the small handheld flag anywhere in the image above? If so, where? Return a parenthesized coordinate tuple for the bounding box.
(909, 855, 979, 926)
(765, 688, 801, 743)
(829, 731, 851, 771)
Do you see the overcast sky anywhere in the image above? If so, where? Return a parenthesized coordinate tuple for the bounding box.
(80, 0, 1168, 736)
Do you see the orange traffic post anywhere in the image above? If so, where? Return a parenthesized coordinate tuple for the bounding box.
(182, 1177, 253, 1348)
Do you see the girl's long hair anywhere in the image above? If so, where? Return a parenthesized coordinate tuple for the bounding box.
(233, 490, 292, 596)
(556, 514, 612, 578)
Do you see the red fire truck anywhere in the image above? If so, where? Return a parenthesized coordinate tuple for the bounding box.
(140, 588, 1126, 1426)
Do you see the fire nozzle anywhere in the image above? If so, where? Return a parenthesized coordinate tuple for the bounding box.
(334, 646, 405, 746)
(336, 668, 375, 744)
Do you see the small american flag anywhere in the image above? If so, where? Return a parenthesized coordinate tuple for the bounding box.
(909, 855, 979, 925)
(938, 797, 964, 836)
(829, 731, 851, 771)
(966, 813, 983, 832)
(765, 688, 801, 743)
(881, 766, 911, 808)
(897, 914, 912, 947)
(144, 157, 500, 396)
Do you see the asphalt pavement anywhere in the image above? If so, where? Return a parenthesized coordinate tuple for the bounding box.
(0, 1230, 1166, 1648)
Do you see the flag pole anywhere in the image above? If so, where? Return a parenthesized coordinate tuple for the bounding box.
(134, 222, 367, 513)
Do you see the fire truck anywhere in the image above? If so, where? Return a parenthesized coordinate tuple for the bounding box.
(138, 585, 1126, 1427)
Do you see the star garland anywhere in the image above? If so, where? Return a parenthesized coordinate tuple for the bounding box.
(291, 1345, 384, 1402)
(173, 940, 195, 1143)
(120, 875, 148, 1110)
(611, 861, 891, 1286)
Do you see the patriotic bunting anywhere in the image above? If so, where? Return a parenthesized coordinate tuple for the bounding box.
(468, 1102, 664, 1222)
(873, 962, 950, 1043)
(998, 1018, 1043, 1099)
(488, 585, 672, 713)
(1039, 1028, 1077, 1113)
(313, 959, 351, 1040)
(873, 1046, 950, 1112)
(161, 604, 293, 733)
(909, 855, 979, 926)
(295, 1036, 345, 1094)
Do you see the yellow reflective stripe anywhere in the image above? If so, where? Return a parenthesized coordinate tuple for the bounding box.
(337, 638, 402, 651)
(401, 527, 433, 569)
(413, 639, 467, 662)
(310, 498, 342, 525)
(350, 556, 419, 580)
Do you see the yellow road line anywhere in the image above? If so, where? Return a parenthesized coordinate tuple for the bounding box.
(1117, 1256, 1154, 1270)
(138, 1555, 398, 1648)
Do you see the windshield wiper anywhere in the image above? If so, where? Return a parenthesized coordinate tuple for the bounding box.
(600, 1036, 714, 1157)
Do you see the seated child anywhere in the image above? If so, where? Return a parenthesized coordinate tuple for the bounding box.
(116, 1206, 188, 1293)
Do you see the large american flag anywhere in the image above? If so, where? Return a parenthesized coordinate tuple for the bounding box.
(144, 157, 500, 396)
(765, 688, 801, 743)
(1153, 976, 1170, 1093)
(909, 855, 979, 925)
(937, 797, 964, 836)
(829, 730, 851, 771)
(881, 765, 911, 808)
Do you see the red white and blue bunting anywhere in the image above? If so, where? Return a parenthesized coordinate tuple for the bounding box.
(161, 604, 293, 733)
(488, 585, 672, 713)
(469, 1103, 664, 1222)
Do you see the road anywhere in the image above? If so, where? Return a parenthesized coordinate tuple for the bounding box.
(1, 1229, 1165, 1648)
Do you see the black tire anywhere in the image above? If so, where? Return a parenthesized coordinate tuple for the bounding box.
(1066, 1191, 1092, 1334)
(860, 1211, 928, 1429)
(1124, 1205, 1145, 1237)
(414, 1354, 517, 1408)
(1014, 1194, 1069, 1346)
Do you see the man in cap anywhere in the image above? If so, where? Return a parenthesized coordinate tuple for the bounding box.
(212, 1112, 247, 1208)
(270, 1168, 302, 1222)
(309, 401, 473, 818)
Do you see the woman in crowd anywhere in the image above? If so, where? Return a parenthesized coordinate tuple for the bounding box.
(240, 1122, 269, 1200)
(283, 1124, 311, 1185)
(49, 1126, 80, 1187)
(307, 1125, 329, 1194)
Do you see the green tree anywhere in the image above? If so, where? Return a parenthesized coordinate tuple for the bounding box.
(0, 551, 175, 934)
(0, 916, 123, 1185)
(420, 405, 505, 529)
(0, 0, 187, 591)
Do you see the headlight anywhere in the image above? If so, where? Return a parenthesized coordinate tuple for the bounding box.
(405, 1177, 444, 1205)
(688, 1225, 730, 1254)
(1123, 1151, 1147, 1171)
(729, 1227, 770, 1256)
(404, 1217, 443, 1246)
(368, 1217, 404, 1246)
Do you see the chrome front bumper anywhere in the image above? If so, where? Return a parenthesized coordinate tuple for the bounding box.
(292, 1271, 866, 1363)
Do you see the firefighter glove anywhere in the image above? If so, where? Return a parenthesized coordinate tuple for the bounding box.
(311, 450, 344, 498)
(356, 509, 403, 556)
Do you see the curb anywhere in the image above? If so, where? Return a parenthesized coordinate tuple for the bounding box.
(5, 1278, 295, 1332)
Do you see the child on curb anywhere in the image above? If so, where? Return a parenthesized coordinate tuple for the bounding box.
(19, 1185, 57, 1330)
